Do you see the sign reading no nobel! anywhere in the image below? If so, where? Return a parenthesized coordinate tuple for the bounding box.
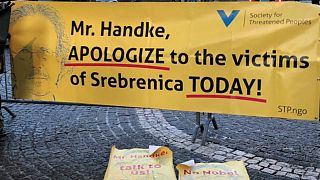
(9, 2, 320, 120)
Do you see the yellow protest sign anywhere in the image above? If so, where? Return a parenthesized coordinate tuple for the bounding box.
(9, 2, 320, 120)
(103, 146, 176, 180)
(176, 160, 250, 180)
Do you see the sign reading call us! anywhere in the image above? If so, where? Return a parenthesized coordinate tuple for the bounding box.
(9, 2, 320, 120)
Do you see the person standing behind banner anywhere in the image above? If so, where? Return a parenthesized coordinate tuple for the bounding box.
(9, 4, 70, 101)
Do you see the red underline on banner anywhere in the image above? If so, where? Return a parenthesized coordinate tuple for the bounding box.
(64, 63, 170, 71)
(186, 94, 267, 103)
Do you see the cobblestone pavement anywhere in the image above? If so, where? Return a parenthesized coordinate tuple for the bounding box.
(0, 104, 319, 180)
(0, 49, 319, 180)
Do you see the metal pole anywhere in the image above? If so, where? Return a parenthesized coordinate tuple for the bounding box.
(4, 48, 8, 100)
(191, 112, 201, 143)
(0, 47, 5, 137)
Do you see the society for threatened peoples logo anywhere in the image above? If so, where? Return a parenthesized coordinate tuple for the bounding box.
(217, 10, 240, 27)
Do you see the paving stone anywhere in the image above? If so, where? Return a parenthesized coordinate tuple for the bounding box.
(219, 147, 233, 153)
(258, 162, 269, 168)
(234, 156, 248, 162)
(264, 158, 277, 164)
(281, 167, 293, 173)
(304, 171, 319, 177)
(247, 164, 263, 171)
(195, 146, 208, 154)
(252, 157, 264, 161)
(292, 165, 304, 169)
(226, 154, 236, 158)
(275, 171, 287, 176)
(286, 173, 301, 179)
(214, 151, 226, 155)
(183, 141, 193, 146)
(232, 150, 246, 156)
(294, 169, 306, 175)
(187, 144, 201, 151)
(276, 162, 290, 167)
(301, 175, 318, 180)
(305, 167, 315, 171)
(244, 153, 255, 158)
(212, 155, 226, 161)
(247, 159, 260, 164)
(261, 168, 275, 174)
(270, 165, 282, 171)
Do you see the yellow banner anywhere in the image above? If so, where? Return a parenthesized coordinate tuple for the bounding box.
(9, 2, 320, 120)
(104, 146, 176, 179)
(176, 161, 250, 180)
